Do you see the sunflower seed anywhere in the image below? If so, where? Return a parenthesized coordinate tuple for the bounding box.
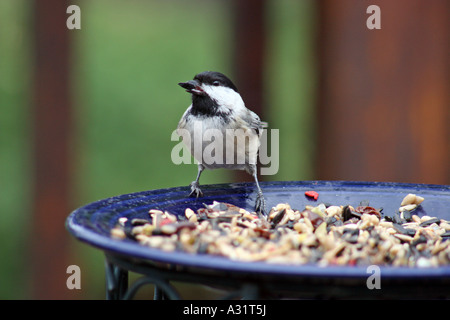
(419, 217, 440, 227)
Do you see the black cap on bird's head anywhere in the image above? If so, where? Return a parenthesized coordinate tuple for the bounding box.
(178, 71, 239, 96)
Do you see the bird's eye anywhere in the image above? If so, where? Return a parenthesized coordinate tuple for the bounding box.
(212, 81, 220, 86)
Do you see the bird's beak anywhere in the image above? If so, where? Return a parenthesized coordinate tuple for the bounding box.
(178, 80, 205, 96)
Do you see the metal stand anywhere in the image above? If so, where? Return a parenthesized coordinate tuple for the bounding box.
(104, 254, 260, 300)
(104, 253, 450, 300)
(105, 261, 128, 300)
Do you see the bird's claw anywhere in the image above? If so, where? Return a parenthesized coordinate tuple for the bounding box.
(189, 181, 203, 198)
(255, 191, 266, 216)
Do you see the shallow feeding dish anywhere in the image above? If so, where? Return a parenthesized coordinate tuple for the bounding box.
(66, 181, 450, 299)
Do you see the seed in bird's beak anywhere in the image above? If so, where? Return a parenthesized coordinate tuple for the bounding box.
(178, 80, 205, 96)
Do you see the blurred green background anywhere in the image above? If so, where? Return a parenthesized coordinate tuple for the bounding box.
(0, 0, 315, 299)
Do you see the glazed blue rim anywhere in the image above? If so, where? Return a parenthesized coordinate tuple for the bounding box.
(66, 180, 450, 279)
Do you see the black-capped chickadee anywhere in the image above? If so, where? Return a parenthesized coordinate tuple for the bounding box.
(177, 71, 266, 214)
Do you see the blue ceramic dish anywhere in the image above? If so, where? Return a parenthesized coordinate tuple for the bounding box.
(66, 181, 450, 281)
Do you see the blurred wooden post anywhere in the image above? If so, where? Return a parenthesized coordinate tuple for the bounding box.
(232, 0, 267, 182)
(31, 0, 73, 299)
(317, 0, 449, 184)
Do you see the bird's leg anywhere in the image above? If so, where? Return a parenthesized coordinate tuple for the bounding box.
(189, 164, 204, 198)
(254, 176, 266, 216)
(249, 165, 266, 216)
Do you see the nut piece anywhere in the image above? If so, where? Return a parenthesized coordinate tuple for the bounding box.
(399, 204, 417, 212)
(325, 206, 342, 217)
(111, 227, 126, 239)
(401, 193, 425, 206)
(185, 208, 197, 222)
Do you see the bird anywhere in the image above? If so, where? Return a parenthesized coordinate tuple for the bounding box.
(177, 71, 266, 214)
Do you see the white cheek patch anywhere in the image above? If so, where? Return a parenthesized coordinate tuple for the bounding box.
(202, 85, 245, 112)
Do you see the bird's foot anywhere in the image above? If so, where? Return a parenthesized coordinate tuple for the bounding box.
(255, 191, 266, 216)
(189, 181, 203, 198)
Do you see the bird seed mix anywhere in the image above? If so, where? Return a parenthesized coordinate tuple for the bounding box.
(111, 194, 450, 267)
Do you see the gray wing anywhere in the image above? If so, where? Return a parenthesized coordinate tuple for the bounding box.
(241, 109, 267, 137)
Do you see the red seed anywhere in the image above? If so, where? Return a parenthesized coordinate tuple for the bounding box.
(159, 218, 173, 227)
(305, 191, 319, 200)
(355, 206, 381, 218)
